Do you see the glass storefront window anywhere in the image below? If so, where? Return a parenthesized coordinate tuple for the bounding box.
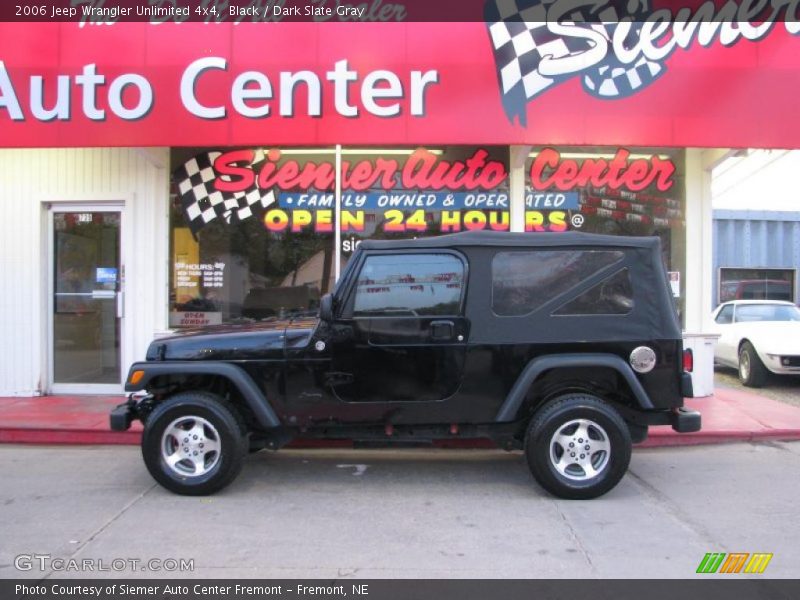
(336, 146, 510, 266)
(169, 145, 509, 327)
(524, 146, 687, 320)
(719, 268, 795, 303)
(169, 148, 336, 327)
(168, 144, 689, 328)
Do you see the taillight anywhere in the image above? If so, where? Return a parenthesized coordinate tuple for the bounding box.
(683, 348, 694, 372)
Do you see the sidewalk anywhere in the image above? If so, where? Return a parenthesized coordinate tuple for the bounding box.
(1, 388, 800, 448)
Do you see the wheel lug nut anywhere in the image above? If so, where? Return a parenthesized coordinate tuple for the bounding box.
(570, 452, 575, 457)
(193, 435, 198, 440)
(200, 443, 204, 448)
(578, 438, 583, 443)
(585, 445, 590, 450)
(569, 442, 574, 447)
(580, 454, 585, 459)
(193, 451, 198, 456)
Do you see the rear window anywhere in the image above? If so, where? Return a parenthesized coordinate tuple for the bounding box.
(491, 250, 625, 317)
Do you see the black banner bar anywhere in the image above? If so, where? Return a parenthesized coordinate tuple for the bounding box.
(3, 580, 800, 600)
(3, 0, 800, 23)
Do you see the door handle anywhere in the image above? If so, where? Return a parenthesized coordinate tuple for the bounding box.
(325, 371, 355, 387)
(116, 291, 124, 319)
(430, 320, 455, 340)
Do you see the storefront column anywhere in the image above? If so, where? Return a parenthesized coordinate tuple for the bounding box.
(684, 149, 726, 332)
(334, 144, 342, 280)
(509, 145, 530, 232)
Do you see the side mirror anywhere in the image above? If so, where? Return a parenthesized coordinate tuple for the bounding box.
(319, 293, 334, 322)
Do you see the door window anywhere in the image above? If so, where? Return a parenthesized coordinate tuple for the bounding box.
(352, 254, 464, 317)
(53, 211, 121, 385)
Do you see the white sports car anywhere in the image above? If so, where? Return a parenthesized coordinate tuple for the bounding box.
(710, 300, 800, 387)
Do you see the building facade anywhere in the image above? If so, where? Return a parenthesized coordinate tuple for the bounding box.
(1, 14, 799, 396)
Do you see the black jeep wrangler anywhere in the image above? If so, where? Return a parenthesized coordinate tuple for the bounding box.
(112, 231, 699, 499)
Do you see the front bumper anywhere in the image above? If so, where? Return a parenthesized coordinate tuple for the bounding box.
(763, 354, 800, 375)
(110, 398, 139, 432)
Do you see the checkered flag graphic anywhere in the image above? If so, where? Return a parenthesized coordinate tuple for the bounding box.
(484, 0, 666, 125)
(174, 150, 276, 235)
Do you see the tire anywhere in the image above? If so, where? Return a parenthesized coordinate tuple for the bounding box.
(738, 341, 768, 388)
(525, 393, 632, 500)
(141, 391, 248, 496)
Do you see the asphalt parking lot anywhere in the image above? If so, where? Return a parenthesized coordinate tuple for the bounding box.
(1, 442, 799, 579)
(715, 366, 800, 409)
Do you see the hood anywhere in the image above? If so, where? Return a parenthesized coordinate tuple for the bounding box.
(736, 321, 800, 355)
(146, 317, 319, 361)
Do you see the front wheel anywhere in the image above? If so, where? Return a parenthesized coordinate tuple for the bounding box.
(738, 341, 768, 387)
(525, 393, 632, 500)
(141, 392, 247, 495)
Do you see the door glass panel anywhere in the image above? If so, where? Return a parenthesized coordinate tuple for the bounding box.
(352, 254, 464, 317)
(53, 211, 121, 384)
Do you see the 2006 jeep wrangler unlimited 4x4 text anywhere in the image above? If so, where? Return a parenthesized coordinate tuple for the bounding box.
(112, 231, 699, 499)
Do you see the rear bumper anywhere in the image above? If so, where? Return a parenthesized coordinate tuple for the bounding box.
(670, 408, 702, 433)
(635, 406, 702, 433)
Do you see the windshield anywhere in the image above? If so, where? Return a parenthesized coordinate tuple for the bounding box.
(735, 304, 800, 322)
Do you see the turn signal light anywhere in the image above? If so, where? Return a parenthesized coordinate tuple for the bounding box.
(128, 370, 145, 385)
(683, 348, 694, 373)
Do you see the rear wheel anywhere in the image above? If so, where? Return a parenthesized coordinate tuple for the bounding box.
(738, 341, 768, 388)
(141, 391, 247, 495)
(525, 393, 631, 500)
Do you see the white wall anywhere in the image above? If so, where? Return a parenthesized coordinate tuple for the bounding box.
(684, 149, 727, 333)
(713, 150, 799, 211)
(0, 147, 170, 396)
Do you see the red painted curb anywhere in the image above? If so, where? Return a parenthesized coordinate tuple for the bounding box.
(638, 428, 800, 448)
(0, 428, 141, 445)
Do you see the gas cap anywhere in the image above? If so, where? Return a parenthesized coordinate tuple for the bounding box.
(629, 346, 657, 373)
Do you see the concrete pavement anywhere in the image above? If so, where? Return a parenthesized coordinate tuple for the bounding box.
(1, 442, 798, 579)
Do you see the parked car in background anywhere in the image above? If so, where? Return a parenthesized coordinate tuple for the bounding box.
(711, 300, 800, 387)
(719, 279, 793, 303)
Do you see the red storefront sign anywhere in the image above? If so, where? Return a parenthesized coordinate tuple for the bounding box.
(1, 16, 799, 148)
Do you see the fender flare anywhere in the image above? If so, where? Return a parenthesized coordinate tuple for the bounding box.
(495, 353, 654, 423)
(125, 361, 281, 429)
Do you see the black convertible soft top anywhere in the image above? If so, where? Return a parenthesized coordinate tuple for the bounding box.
(357, 231, 681, 344)
(359, 231, 661, 251)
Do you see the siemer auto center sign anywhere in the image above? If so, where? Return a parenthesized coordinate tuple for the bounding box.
(1, 1, 800, 148)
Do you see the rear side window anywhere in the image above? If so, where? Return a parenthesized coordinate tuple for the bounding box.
(492, 250, 624, 317)
(553, 269, 633, 316)
(353, 253, 464, 317)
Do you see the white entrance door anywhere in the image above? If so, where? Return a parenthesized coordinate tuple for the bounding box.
(49, 204, 125, 394)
